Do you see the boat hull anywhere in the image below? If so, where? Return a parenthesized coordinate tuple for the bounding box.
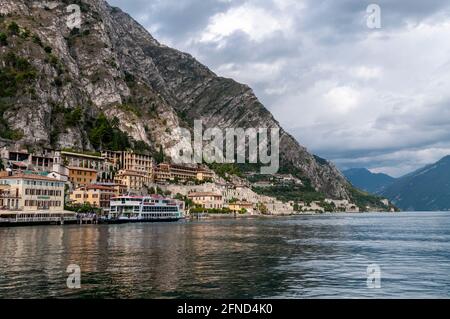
(100, 218, 181, 224)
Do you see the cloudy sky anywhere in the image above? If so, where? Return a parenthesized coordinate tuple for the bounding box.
(108, 0, 450, 177)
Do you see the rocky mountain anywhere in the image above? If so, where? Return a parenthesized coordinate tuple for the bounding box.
(0, 0, 383, 204)
(381, 156, 450, 211)
(344, 168, 396, 194)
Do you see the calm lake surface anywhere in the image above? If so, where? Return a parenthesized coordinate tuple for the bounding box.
(0, 212, 449, 299)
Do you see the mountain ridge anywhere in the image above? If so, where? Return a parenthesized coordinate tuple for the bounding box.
(0, 0, 389, 208)
(381, 156, 450, 211)
(343, 168, 396, 194)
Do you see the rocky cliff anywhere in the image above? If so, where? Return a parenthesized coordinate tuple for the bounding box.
(0, 0, 351, 199)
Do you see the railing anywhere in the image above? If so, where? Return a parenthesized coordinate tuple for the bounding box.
(0, 216, 77, 223)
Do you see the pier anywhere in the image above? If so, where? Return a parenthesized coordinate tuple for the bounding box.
(77, 214, 98, 225)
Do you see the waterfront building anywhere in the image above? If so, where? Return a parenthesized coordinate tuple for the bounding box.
(228, 201, 255, 214)
(154, 163, 215, 183)
(102, 150, 154, 176)
(70, 185, 116, 210)
(0, 173, 76, 225)
(188, 192, 223, 209)
(0, 174, 65, 211)
(55, 150, 115, 187)
(171, 164, 200, 181)
(93, 182, 127, 196)
(68, 167, 97, 188)
(154, 163, 172, 183)
(103, 151, 154, 193)
(114, 169, 152, 194)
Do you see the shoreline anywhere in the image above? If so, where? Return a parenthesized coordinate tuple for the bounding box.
(188, 210, 398, 220)
(0, 211, 405, 228)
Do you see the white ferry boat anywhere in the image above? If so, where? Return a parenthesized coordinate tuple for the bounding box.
(105, 195, 184, 223)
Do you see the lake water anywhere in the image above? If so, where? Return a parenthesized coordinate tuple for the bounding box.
(0, 212, 449, 299)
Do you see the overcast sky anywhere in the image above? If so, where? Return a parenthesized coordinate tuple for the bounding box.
(108, 0, 450, 177)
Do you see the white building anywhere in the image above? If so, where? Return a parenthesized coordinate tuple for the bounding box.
(0, 173, 69, 216)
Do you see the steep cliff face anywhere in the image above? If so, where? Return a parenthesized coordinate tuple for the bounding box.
(0, 0, 350, 199)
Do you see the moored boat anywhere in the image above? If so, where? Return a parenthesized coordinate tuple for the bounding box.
(103, 195, 185, 224)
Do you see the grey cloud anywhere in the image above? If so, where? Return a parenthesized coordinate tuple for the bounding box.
(108, 0, 450, 176)
(108, 0, 233, 42)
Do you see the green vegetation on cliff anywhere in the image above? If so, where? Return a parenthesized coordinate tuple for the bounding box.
(252, 180, 324, 204)
(0, 51, 36, 140)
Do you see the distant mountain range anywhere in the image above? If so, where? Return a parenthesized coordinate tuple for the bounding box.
(345, 156, 450, 211)
(380, 156, 450, 211)
(343, 168, 396, 194)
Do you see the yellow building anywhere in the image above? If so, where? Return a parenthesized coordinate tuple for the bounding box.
(228, 201, 254, 214)
(70, 185, 116, 210)
(154, 163, 215, 183)
(171, 164, 200, 180)
(122, 151, 153, 175)
(154, 163, 172, 183)
(103, 151, 154, 175)
(188, 192, 223, 209)
(114, 169, 152, 193)
(69, 167, 97, 188)
(196, 167, 215, 181)
(0, 174, 65, 211)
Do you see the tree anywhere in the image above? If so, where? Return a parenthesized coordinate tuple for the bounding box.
(257, 203, 269, 215)
(154, 145, 165, 164)
(7, 22, 20, 35)
(87, 113, 131, 151)
(0, 33, 7, 46)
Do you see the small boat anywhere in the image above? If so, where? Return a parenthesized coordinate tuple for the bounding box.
(103, 195, 184, 224)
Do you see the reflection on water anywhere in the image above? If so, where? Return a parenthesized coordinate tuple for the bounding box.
(0, 212, 450, 298)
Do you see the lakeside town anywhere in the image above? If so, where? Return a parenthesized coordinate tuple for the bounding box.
(0, 145, 391, 226)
